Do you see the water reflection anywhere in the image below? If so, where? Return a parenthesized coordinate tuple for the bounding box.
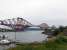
(0, 30, 48, 50)
(0, 30, 48, 43)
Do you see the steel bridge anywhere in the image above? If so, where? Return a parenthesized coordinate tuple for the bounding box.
(0, 17, 33, 31)
(0, 17, 49, 31)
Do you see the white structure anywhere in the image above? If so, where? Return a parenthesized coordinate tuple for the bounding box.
(0, 39, 10, 44)
(0, 25, 12, 30)
(39, 23, 49, 29)
(0, 34, 11, 44)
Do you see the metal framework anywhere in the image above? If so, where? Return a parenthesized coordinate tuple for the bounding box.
(0, 17, 33, 30)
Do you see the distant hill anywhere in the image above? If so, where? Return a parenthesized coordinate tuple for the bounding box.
(39, 23, 49, 29)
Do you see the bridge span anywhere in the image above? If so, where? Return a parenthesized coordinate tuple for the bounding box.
(0, 17, 37, 31)
(0, 17, 49, 31)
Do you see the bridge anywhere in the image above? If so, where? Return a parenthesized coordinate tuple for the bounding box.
(0, 17, 33, 31)
(0, 17, 49, 31)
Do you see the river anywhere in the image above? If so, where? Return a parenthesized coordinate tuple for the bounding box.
(0, 30, 48, 50)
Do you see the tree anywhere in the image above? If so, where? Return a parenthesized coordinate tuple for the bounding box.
(63, 29, 67, 35)
(53, 29, 60, 36)
(58, 26, 64, 32)
(51, 25, 56, 30)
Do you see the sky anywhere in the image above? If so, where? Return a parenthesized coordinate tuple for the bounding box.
(0, 0, 67, 26)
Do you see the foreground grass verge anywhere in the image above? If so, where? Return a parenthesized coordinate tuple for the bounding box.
(8, 42, 67, 50)
(8, 41, 67, 50)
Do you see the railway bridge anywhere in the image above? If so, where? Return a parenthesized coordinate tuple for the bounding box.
(0, 17, 33, 31)
(0, 17, 49, 31)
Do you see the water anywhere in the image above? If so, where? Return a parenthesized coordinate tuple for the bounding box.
(0, 30, 48, 50)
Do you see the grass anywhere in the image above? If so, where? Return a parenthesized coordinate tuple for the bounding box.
(8, 42, 67, 50)
(8, 41, 67, 50)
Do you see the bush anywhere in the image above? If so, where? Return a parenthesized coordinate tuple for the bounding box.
(51, 29, 60, 36)
(55, 36, 67, 44)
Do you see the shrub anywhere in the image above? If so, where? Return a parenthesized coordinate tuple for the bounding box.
(55, 36, 67, 44)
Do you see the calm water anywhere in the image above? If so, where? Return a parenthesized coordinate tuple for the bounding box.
(0, 30, 48, 50)
(0, 30, 48, 43)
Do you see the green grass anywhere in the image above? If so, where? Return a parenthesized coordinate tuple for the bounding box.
(8, 41, 67, 50)
(8, 43, 67, 50)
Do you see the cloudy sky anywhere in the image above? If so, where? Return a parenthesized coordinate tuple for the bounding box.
(0, 0, 67, 26)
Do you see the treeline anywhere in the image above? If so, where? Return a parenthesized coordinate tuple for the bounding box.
(42, 25, 67, 36)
